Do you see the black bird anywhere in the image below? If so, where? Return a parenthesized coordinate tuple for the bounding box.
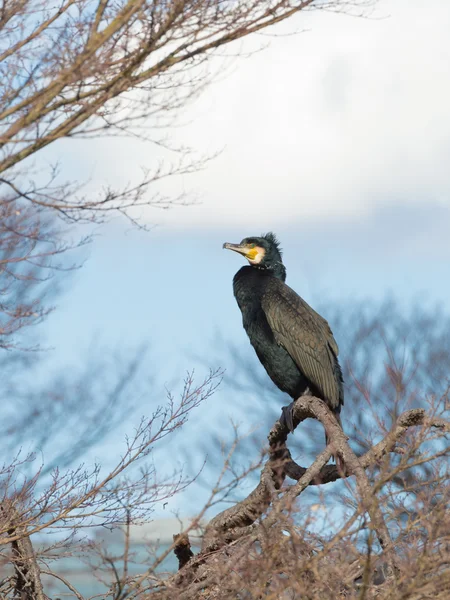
(223, 232, 344, 451)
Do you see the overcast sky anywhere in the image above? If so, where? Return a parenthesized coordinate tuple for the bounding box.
(36, 0, 450, 516)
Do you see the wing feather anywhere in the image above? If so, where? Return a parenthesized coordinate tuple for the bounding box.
(261, 279, 342, 410)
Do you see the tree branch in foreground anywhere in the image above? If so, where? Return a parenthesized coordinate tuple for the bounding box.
(172, 396, 450, 588)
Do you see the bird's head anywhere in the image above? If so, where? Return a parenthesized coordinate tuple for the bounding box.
(223, 232, 286, 279)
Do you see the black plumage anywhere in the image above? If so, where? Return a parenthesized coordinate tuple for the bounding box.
(223, 232, 344, 435)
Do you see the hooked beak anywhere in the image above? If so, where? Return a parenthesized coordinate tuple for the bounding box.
(223, 242, 249, 256)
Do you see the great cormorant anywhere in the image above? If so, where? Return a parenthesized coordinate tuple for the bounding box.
(223, 232, 344, 445)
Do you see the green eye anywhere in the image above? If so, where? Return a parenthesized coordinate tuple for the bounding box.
(249, 243, 256, 248)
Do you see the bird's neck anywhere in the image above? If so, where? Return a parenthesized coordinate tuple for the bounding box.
(256, 261, 286, 281)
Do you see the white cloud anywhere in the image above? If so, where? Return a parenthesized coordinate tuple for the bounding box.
(58, 0, 450, 229)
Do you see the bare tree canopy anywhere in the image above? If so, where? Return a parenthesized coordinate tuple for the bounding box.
(0, 0, 373, 221)
(0, 0, 372, 341)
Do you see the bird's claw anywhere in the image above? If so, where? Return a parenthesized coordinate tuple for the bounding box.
(280, 402, 295, 433)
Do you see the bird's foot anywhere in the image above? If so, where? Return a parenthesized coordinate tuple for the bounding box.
(280, 402, 295, 433)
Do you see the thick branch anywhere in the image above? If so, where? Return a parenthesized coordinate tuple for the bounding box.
(7, 510, 45, 600)
(201, 399, 450, 553)
(170, 397, 449, 596)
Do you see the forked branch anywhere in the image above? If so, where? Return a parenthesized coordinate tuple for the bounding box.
(174, 395, 450, 579)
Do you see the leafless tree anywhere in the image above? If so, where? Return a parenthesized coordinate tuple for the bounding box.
(0, 0, 374, 223)
(170, 396, 450, 600)
(39, 378, 446, 600)
(133, 297, 447, 600)
(0, 0, 375, 350)
(0, 369, 222, 599)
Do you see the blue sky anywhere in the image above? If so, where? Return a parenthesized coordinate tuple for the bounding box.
(28, 0, 450, 516)
(39, 201, 450, 518)
(45, 202, 450, 370)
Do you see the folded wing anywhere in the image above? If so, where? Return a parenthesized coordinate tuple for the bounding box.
(261, 279, 343, 411)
